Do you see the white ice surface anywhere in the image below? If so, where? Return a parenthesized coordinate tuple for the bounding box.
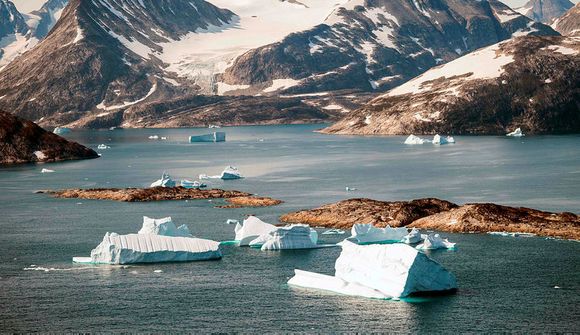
(234, 216, 277, 246)
(349, 223, 408, 244)
(416, 233, 456, 250)
(138, 216, 192, 237)
(252, 224, 319, 250)
(404, 134, 431, 145)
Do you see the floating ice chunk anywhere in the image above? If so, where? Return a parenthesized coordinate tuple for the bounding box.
(401, 228, 423, 244)
(160, 136, 168, 140)
(76, 233, 221, 264)
(506, 128, 524, 137)
(416, 233, 456, 250)
(349, 223, 408, 244)
(200, 166, 243, 180)
(180, 179, 206, 189)
(148, 135, 159, 140)
(154, 269, 163, 273)
(322, 229, 346, 235)
(288, 240, 457, 299)
(345, 186, 357, 191)
(189, 132, 226, 143)
(138, 216, 192, 237)
(150, 172, 176, 188)
(404, 134, 431, 145)
(97, 144, 110, 150)
(226, 219, 239, 225)
(41, 168, 55, 173)
(253, 224, 319, 250)
(488, 231, 536, 237)
(432, 134, 455, 145)
(234, 216, 277, 246)
(53, 127, 71, 135)
(208, 125, 221, 129)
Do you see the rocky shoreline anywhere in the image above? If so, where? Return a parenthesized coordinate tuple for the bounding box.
(281, 198, 580, 240)
(39, 187, 282, 207)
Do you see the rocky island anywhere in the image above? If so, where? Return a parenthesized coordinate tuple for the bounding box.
(281, 198, 580, 240)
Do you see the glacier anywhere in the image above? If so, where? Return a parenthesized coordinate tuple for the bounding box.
(348, 223, 408, 244)
(288, 240, 457, 299)
(138, 216, 192, 237)
(416, 234, 456, 250)
(234, 216, 277, 246)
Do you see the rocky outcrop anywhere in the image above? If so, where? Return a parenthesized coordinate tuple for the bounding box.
(322, 35, 580, 135)
(41, 187, 282, 206)
(552, 2, 580, 36)
(279, 198, 457, 229)
(517, 0, 574, 24)
(0, 110, 98, 164)
(221, 0, 555, 95)
(409, 203, 580, 240)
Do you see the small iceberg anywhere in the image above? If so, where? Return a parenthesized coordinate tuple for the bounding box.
(189, 132, 226, 143)
(288, 240, 457, 299)
(97, 144, 110, 150)
(432, 134, 455, 145)
(180, 179, 206, 189)
(208, 125, 221, 129)
(506, 128, 524, 137)
(348, 223, 408, 244)
(41, 168, 55, 173)
(148, 135, 159, 140)
(322, 229, 346, 235)
(53, 127, 71, 135)
(226, 219, 239, 225)
(73, 232, 221, 265)
(345, 186, 357, 191)
(488, 231, 536, 237)
(416, 233, 456, 250)
(138, 216, 192, 237)
(161, 136, 168, 140)
(404, 134, 431, 145)
(150, 172, 176, 188)
(250, 224, 319, 250)
(234, 216, 277, 246)
(200, 166, 243, 180)
(401, 228, 423, 244)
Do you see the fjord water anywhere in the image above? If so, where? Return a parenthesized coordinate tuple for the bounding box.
(0, 124, 579, 332)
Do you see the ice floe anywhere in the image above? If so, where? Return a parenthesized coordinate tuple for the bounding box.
(234, 216, 277, 246)
(401, 228, 423, 244)
(416, 233, 456, 250)
(150, 172, 176, 188)
(488, 231, 536, 237)
(97, 144, 110, 150)
(180, 179, 206, 189)
(226, 219, 239, 225)
(200, 166, 243, 180)
(345, 186, 357, 191)
(148, 135, 159, 140)
(138, 216, 192, 237)
(432, 134, 455, 145)
(41, 168, 55, 173)
(348, 223, 408, 244)
(288, 240, 457, 299)
(404, 134, 431, 145)
(506, 128, 524, 137)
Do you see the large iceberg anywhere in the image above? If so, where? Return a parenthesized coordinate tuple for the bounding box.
(189, 132, 226, 143)
(348, 223, 408, 244)
(432, 134, 455, 145)
(288, 240, 457, 299)
(234, 216, 277, 246)
(416, 234, 456, 250)
(506, 128, 524, 137)
(74, 233, 221, 264)
(200, 166, 243, 180)
(404, 135, 431, 145)
(251, 224, 319, 250)
(138, 216, 192, 237)
(150, 172, 176, 188)
(401, 228, 423, 244)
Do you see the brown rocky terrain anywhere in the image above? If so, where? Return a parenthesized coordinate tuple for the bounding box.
(0, 110, 98, 165)
(552, 2, 580, 36)
(517, 0, 574, 24)
(281, 198, 580, 240)
(40, 187, 281, 207)
(279, 198, 457, 229)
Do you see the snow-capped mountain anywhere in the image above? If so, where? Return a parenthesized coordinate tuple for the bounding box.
(552, 2, 580, 35)
(516, 0, 574, 24)
(322, 35, 579, 135)
(219, 0, 557, 95)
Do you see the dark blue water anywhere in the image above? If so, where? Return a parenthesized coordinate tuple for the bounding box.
(1, 125, 579, 332)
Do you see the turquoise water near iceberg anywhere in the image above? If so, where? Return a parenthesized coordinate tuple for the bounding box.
(0, 124, 579, 332)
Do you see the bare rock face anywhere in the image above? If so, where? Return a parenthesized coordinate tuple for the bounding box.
(0, 110, 98, 165)
(552, 3, 580, 36)
(279, 198, 458, 229)
(517, 0, 574, 24)
(410, 203, 580, 240)
(322, 35, 580, 135)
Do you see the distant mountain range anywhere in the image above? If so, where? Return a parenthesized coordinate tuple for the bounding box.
(516, 0, 574, 24)
(552, 2, 580, 35)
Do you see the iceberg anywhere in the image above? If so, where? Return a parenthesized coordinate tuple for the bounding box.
(404, 134, 431, 145)
(41, 168, 55, 173)
(348, 223, 408, 244)
(180, 179, 206, 189)
(200, 166, 243, 180)
(416, 233, 456, 250)
(432, 134, 455, 145)
(138, 216, 192, 237)
(251, 224, 319, 250)
(322, 229, 346, 235)
(74, 232, 221, 265)
(288, 240, 457, 299)
(189, 132, 226, 143)
(226, 219, 239, 225)
(234, 216, 277, 246)
(208, 125, 221, 129)
(345, 186, 357, 191)
(53, 127, 71, 135)
(97, 144, 110, 150)
(401, 228, 423, 244)
(506, 128, 524, 137)
(148, 135, 159, 140)
(488, 231, 536, 237)
(150, 172, 176, 188)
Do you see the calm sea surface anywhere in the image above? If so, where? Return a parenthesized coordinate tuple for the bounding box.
(1, 124, 579, 332)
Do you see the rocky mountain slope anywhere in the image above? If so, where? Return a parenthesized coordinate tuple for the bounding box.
(322, 35, 579, 135)
(516, 0, 574, 24)
(220, 0, 556, 95)
(552, 2, 580, 35)
(0, 110, 98, 164)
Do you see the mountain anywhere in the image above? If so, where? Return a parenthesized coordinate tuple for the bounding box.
(322, 35, 579, 135)
(516, 0, 574, 24)
(0, 110, 98, 164)
(219, 0, 557, 95)
(552, 2, 580, 35)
